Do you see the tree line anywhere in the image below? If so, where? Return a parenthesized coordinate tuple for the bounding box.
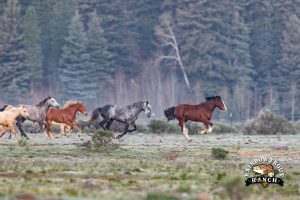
(0, 0, 299, 122)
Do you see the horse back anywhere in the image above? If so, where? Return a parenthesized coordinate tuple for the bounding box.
(174, 103, 208, 121)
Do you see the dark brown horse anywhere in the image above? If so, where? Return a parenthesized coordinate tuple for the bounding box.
(164, 96, 227, 141)
(45, 101, 88, 138)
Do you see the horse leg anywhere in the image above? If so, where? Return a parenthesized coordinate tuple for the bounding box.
(8, 122, 20, 141)
(72, 122, 82, 137)
(0, 126, 7, 137)
(178, 119, 191, 142)
(105, 119, 114, 130)
(32, 122, 44, 133)
(97, 118, 110, 130)
(116, 123, 129, 139)
(0, 126, 13, 139)
(65, 125, 72, 136)
(59, 124, 66, 137)
(127, 122, 137, 133)
(16, 120, 30, 140)
(45, 119, 55, 139)
(198, 121, 213, 134)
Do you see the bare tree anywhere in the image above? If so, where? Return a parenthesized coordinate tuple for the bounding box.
(154, 13, 191, 90)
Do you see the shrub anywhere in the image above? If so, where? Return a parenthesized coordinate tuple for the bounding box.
(92, 130, 114, 147)
(292, 120, 300, 133)
(136, 124, 148, 133)
(243, 109, 295, 135)
(148, 119, 179, 133)
(212, 147, 229, 159)
(213, 123, 237, 134)
(18, 139, 28, 147)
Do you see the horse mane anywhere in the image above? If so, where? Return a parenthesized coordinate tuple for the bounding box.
(36, 96, 51, 106)
(0, 104, 9, 111)
(205, 96, 221, 101)
(128, 101, 144, 109)
(63, 100, 80, 108)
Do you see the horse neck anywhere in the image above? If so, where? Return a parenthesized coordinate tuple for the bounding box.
(204, 100, 217, 112)
(65, 104, 80, 116)
(131, 105, 144, 119)
(39, 102, 50, 112)
(11, 110, 22, 119)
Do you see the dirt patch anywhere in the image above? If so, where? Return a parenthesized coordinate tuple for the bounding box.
(239, 150, 300, 158)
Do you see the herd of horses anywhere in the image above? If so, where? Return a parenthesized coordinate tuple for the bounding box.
(0, 96, 227, 142)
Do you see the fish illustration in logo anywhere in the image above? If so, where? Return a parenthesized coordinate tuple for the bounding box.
(252, 164, 275, 187)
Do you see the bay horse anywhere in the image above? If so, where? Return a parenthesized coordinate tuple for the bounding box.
(16, 96, 60, 139)
(0, 106, 30, 140)
(86, 101, 152, 139)
(164, 96, 227, 141)
(45, 101, 88, 138)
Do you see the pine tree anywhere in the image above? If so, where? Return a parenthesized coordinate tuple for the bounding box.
(0, 0, 30, 102)
(247, 0, 276, 109)
(87, 11, 114, 100)
(23, 5, 43, 93)
(59, 10, 96, 104)
(34, 0, 76, 88)
(279, 15, 300, 121)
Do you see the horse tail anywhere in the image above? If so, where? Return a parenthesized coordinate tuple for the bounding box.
(83, 108, 101, 122)
(164, 106, 176, 121)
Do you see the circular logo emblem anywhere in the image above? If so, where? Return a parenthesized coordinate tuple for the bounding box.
(244, 157, 284, 188)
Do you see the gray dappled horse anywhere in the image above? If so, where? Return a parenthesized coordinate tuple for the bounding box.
(16, 96, 60, 139)
(87, 101, 152, 139)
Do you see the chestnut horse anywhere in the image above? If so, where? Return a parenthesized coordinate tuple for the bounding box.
(45, 101, 88, 138)
(164, 96, 227, 141)
(50, 101, 82, 136)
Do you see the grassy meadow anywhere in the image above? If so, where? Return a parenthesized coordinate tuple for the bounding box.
(0, 131, 299, 200)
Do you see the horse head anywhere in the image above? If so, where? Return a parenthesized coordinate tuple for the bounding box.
(47, 97, 60, 108)
(143, 101, 152, 118)
(37, 96, 60, 108)
(18, 106, 30, 119)
(77, 101, 88, 116)
(208, 96, 227, 111)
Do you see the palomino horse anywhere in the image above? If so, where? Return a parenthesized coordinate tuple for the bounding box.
(45, 101, 88, 138)
(0, 106, 30, 140)
(16, 96, 60, 139)
(164, 96, 227, 141)
(0, 104, 15, 137)
(86, 101, 152, 139)
(49, 101, 83, 137)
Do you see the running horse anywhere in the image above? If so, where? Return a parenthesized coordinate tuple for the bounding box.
(86, 101, 152, 139)
(164, 96, 227, 141)
(48, 100, 85, 137)
(0, 106, 30, 140)
(45, 101, 88, 138)
(16, 96, 60, 139)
